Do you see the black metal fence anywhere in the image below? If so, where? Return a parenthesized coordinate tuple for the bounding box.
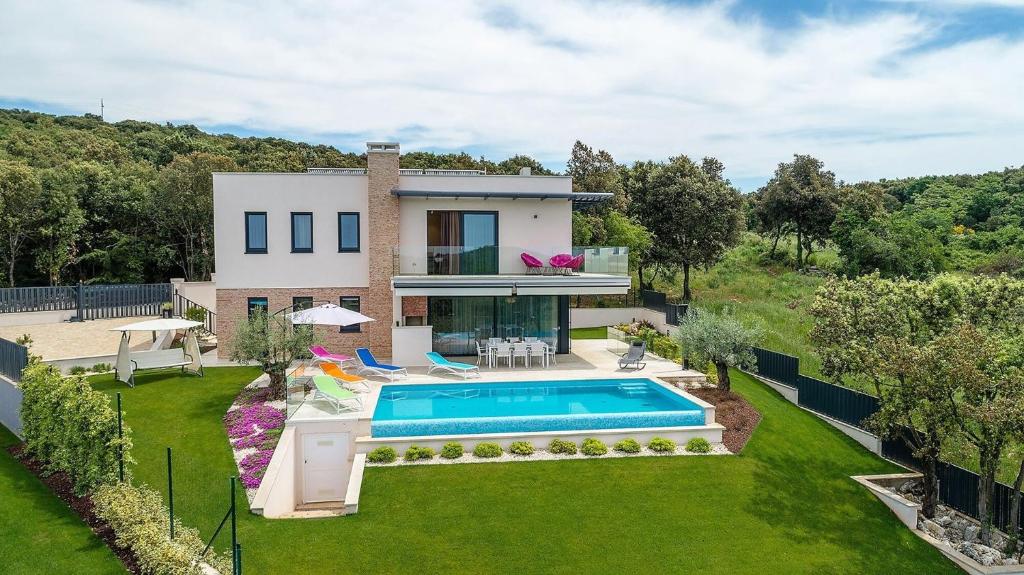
(749, 346, 1023, 534)
(0, 283, 174, 321)
(172, 292, 216, 335)
(0, 285, 77, 313)
(0, 337, 29, 382)
(80, 283, 173, 320)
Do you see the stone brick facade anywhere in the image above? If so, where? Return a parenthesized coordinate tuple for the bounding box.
(401, 296, 427, 318)
(216, 287, 390, 359)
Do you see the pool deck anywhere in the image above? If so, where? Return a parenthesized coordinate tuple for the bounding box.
(288, 338, 706, 421)
(0, 316, 154, 361)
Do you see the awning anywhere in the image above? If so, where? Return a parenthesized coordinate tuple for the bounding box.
(392, 274, 630, 297)
(109, 319, 204, 332)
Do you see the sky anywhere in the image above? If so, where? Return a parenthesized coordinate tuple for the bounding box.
(2, 0, 1023, 191)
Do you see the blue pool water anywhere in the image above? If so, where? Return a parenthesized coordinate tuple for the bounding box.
(371, 378, 705, 438)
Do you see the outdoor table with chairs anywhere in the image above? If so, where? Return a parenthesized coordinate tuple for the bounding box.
(476, 337, 556, 369)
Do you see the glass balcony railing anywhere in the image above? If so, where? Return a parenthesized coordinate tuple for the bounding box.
(391, 246, 629, 276)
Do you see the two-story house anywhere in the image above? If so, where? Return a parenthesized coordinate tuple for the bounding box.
(213, 142, 630, 364)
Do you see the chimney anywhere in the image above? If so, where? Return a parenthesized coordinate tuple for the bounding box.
(365, 142, 400, 355)
(519, 166, 531, 176)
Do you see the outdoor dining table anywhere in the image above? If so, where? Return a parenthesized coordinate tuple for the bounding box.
(486, 341, 550, 368)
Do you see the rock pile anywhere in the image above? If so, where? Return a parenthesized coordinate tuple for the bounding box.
(894, 480, 1021, 567)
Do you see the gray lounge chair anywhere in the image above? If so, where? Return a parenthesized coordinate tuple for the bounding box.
(618, 340, 647, 370)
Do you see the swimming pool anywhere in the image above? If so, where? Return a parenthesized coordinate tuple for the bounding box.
(371, 378, 706, 438)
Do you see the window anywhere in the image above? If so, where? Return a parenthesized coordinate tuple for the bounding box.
(292, 296, 313, 311)
(291, 212, 313, 253)
(426, 211, 498, 274)
(338, 212, 360, 252)
(339, 296, 361, 333)
(245, 212, 267, 254)
(247, 297, 268, 318)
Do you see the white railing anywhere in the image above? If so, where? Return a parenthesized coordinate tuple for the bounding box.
(306, 167, 367, 175)
(398, 169, 486, 176)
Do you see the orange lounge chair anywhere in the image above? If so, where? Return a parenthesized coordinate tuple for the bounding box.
(320, 362, 371, 392)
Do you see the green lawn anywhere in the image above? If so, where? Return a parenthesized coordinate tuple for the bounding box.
(0, 425, 124, 575)
(569, 326, 608, 339)
(89, 367, 957, 574)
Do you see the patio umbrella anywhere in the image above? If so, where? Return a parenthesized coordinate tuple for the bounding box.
(286, 303, 376, 327)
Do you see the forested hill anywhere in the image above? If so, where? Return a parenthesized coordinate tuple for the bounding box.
(0, 109, 551, 287)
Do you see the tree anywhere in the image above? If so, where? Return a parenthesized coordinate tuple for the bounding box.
(811, 273, 1024, 519)
(34, 171, 85, 285)
(754, 155, 838, 269)
(638, 155, 744, 302)
(602, 211, 652, 274)
(932, 324, 1024, 545)
(155, 152, 239, 281)
(567, 140, 625, 210)
(674, 307, 761, 392)
(0, 160, 43, 286)
(229, 309, 316, 397)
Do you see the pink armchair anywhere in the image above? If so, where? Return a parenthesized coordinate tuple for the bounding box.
(566, 253, 585, 272)
(548, 253, 574, 268)
(521, 252, 544, 274)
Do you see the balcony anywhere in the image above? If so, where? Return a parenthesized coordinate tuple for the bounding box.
(392, 246, 629, 276)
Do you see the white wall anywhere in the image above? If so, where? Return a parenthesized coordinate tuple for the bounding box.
(0, 377, 22, 437)
(213, 173, 370, 289)
(391, 326, 433, 366)
(399, 174, 571, 194)
(569, 308, 642, 329)
(397, 196, 572, 275)
(170, 279, 217, 312)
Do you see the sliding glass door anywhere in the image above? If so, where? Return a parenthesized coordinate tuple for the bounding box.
(428, 295, 561, 355)
(426, 211, 497, 275)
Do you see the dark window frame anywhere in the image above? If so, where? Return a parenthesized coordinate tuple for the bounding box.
(247, 297, 269, 319)
(338, 212, 361, 253)
(339, 296, 361, 333)
(291, 212, 314, 253)
(244, 212, 268, 254)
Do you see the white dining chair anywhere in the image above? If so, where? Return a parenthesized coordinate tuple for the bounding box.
(524, 336, 539, 343)
(512, 342, 530, 367)
(494, 342, 512, 368)
(545, 343, 557, 366)
(528, 342, 547, 367)
(475, 341, 489, 367)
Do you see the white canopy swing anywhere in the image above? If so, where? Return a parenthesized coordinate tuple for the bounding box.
(110, 318, 205, 386)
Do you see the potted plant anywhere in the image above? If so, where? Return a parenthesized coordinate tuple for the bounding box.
(160, 301, 173, 318)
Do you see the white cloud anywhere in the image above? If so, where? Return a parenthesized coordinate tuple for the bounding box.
(0, 0, 1022, 188)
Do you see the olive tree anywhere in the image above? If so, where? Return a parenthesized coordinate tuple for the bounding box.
(674, 307, 761, 392)
(229, 308, 316, 397)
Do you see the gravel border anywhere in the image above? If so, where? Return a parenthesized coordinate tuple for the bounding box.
(367, 443, 731, 466)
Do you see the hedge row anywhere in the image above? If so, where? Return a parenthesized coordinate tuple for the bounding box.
(19, 360, 132, 494)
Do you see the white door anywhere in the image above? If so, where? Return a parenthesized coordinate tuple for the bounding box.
(302, 433, 349, 503)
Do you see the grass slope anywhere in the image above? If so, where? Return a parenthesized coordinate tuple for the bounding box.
(91, 367, 957, 574)
(0, 425, 124, 575)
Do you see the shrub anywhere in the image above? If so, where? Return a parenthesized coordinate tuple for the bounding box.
(648, 437, 677, 453)
(581, 438, 608, 456)
(440, 442, 464, 459)
(93, 482, 231, 575)
(183, 306, 207, 324)
(90, 362, 113, 373)
(613, 439, 642, 454)
(19, 361, 131, 494)
(68, 365, 88, 375)
(686, 437, 712, 454)
(548, 438, 577, 455)
(404, 445, 435, 461)
(704, 361, 719, 386)
(508, 441, 534, 456)
(367, 446, 398, 464)
(472, 442, 503, 458)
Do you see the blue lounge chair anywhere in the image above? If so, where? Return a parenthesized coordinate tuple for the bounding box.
(355, 348, 408, 381)
(425, 352, 481, 379)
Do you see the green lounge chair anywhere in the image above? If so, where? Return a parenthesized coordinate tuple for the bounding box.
(312, 375, 363, 413)
(426, 352, 481, 379)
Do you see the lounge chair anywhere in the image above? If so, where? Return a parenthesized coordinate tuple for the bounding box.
(618, 340, 647, 370)
(426, 352, 481, 379)
(355, 348, 408, 381)
(521, 252, 544, 274)
(319, 362, 371, 392)
(309, 345, 354, 367)
(311, 375, 363, 413)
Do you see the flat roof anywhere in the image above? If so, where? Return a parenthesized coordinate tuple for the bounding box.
(392, 189, 613, 205)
